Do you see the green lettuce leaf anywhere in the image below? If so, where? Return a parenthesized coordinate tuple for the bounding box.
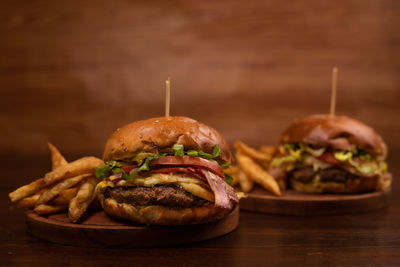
(213, 145, 221, 158)
(220, 161, 231, 168)
(95, 165, 112, 179)
(198, 151, 213, 159)
(224, 173, 233, 185)
(173, 144, 184, 156)
(95, 144, 230, 180)
(186, 150, 199, 156)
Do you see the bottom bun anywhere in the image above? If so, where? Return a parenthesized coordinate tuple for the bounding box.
(100, 197, 231, 225)
(290, 176, 381, 194)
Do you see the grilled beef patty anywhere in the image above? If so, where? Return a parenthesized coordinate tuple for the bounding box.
(105, 185, 208, 208)
(289, 167, 359, 184)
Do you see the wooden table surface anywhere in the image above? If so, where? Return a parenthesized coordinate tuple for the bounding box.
(1, 150, 399, 266)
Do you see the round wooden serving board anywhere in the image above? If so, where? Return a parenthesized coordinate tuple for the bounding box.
(25, 207, 239, 248)
(239, 186, 391, 215)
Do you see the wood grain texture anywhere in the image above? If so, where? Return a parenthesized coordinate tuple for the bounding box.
(25, 207, 239, 248)
(0, 0, 399, 163)
(240, 186, 391, 215)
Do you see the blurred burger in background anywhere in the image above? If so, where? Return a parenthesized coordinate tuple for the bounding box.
(95, 116, 239, 225)
(270, 114, 391, 193)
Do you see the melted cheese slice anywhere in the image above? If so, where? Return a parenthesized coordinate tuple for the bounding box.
(97, 173, 214, 202)
(179, 182, 214, 202)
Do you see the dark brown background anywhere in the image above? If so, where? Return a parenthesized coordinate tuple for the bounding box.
(1, 0, 399, 162)
(1, 0, 400, 266)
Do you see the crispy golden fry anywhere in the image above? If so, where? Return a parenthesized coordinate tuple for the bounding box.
(17, 190, 44, 209)
(44, 157, 104, 185)
(235, 141, 272, 163)
(68, 176, 98, 223)
(260, 146, 278, 158)
(237, 170, 254, 193)
(236, 192, 246, 200)
(224, 166, 240, 186)
(51, 188, 78, 206)
(9, 178, 46, 203)
(231, 176, 239, 187)
(236, 152, 281, 196)
(34, 204, 67, 215)
(48, 142, 68, 169)
(224, 166, 239, 176)
(37, 173, 91, 205)
(59, 187, 78, 199)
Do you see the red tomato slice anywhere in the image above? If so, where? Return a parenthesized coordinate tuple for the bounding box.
(150, 156, 225, 178)
(121, 165, 137, 174)
(318, 152, 342, 166)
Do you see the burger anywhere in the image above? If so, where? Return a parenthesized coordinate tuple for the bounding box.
(270, 114, 391, 193)
(95, 116, 239, 225)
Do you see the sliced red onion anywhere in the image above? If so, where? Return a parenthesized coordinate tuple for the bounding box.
(112, 177, 122, 184)
(113, 172, 122, 178)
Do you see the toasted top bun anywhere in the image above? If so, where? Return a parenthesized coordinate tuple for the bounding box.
(280, 114, 387, 157)
(103, 116, 232, 163)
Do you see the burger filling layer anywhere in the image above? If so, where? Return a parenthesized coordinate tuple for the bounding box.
(270, 142, 389, 191)
(95, 144, 239, 210)
(104, 185, 209, 208)
(290, 166, 359, 184)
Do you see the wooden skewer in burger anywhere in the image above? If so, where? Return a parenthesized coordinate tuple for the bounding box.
(95, 78, 239, 225)
(270, 68, 392, 194)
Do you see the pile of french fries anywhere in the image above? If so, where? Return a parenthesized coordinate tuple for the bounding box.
(9, 143, 104, 223)
(226, 141, 282, 196)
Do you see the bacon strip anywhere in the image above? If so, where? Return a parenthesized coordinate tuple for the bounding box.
(200, 169, 235, 210)
(318, 152, 342, 166)
(151, 156, 225, 178)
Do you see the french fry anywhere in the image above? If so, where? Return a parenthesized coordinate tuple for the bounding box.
(48, 142, 68, 169)
(237, 170, 254, 193)
(59, 187, 78, 199)
(9, 178, 46, 203)
(68, 176, 98, 223)
(224, 166, 239, 176)
(44, 157, 104, 185)
(235, 141, 272, 163)
(34, 204, 67, 215)
(17, 190, 44, 209)
(9, 143, 104, 221)
(37, 173, 91, 205)
(236, 192, 246, 200)
(260, 146, 278, 158)
(231, 175, 239, 187)
(51, 188, 78, 206)
(236, 152, 281, 196)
